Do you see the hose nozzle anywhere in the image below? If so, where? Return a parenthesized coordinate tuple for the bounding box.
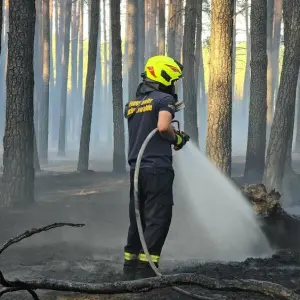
(175, 101, 185, 112)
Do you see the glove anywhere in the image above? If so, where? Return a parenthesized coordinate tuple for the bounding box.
(172, 131, 190, 151)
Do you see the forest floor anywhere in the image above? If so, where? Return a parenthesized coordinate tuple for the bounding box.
(1, 154, 300, 299)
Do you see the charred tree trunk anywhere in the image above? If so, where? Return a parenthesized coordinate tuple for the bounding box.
(158, 0, 165, 55)
(110, 0, 126, 172)
(1, 0, 35, 206)
(77, 0, 100, 172)
(244, 0, 268, 183)
(206, 0, 234, 175)
(264, 0, 300, 192)
(57, 0, 72, 156)
(183, 0, 198, 144)
(38, 0, 50, 164)
(127, 0, 139, 101)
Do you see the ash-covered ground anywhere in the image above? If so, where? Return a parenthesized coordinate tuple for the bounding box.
(0, 155, 300, 299)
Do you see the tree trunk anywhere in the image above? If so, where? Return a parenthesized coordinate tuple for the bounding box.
(244, 0, 268, 183)
(0, 0, 8, 139)
(110, 0, 126, 173)
(144, 0, 149, 59)
(272, 0, 283, 102)
(266, 0, 274, 126)
(0, 0, 2, 55)
(1, 0, 35, 207)
(34, 128, 41, 171)
(243, 0, 250, 103)
(264, 0, 300, 192)
(127, 0, 139, 101)
(175, 0, 183, 62)
(232, 0, 236, 100)
(38, 0, 50, 164)
(137, 0, 145, 74)
(51, 0, 62, 146)
(57, 0, 72, 156)
(195, 0, 206, 143)
(78, 0, 83, 113)
(148, 0, 157, 57)
(158, 0, 165, 55)
(183, 0, 198, 144)
(70, 0, 79, 141)
(167, 0, 176, 58)
(206, 0, 234, 175)
(77, 0, 100, 172)
(195, 0, 202, 91)
(294, 70, 300, 152)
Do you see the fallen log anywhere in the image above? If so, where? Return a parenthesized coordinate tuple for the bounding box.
(0, 223, 299, 299)
(0, 272, 299, 300)
(241, 184, 300, 249)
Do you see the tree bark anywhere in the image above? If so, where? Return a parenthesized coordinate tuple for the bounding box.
(127, 0, 139, 101)
(158, 0, 165, 55)
(110, 0, 126, 173)
(77, 0, 100, 172)
(1, 0, 35, 207)
(183, 0, 198, 144)
(244, 0, 268, 183)
(57, 0, 72, 156)
(205, 0, 234, 175)
(38, 0, 50, 164)
(264, 0, 300, 192)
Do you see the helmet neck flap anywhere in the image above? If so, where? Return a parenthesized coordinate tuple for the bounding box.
(136, 73, 178, 101)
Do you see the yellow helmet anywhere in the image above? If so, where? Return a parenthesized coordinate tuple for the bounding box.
(144, 55, 183, 87)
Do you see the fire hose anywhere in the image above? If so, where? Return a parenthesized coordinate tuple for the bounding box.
(133, 119, 206, 300)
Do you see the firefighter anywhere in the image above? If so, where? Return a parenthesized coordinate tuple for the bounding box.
(123, 55, 190, 280)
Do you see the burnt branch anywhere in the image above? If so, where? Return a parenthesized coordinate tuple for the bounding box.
(0, 223, 299, 299)
(0, 222, 85, 255)
(1, 273, 299, 299)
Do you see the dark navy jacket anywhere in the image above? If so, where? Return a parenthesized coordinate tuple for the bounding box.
(125, 84, 176, 170)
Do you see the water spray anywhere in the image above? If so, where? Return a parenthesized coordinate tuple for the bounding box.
(133, 102, 204, 299)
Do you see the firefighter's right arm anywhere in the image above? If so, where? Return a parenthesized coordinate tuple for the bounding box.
(157, 95, 176, 142)
(157, 111, 176, 142)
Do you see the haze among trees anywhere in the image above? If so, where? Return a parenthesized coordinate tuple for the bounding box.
(0, 0, 299, 209)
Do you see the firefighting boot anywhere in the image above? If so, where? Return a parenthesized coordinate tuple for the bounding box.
(122, 259, 138, 281)
(135, 260, 157, 279)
